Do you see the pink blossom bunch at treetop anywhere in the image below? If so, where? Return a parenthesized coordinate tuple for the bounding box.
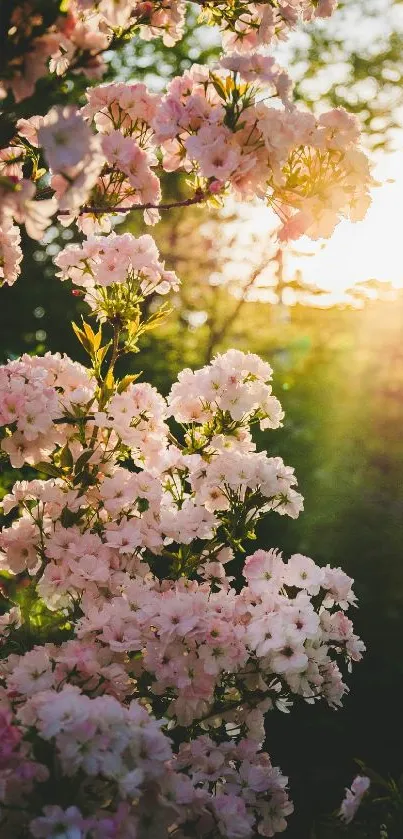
(0, 0, 374, 286)
(0, 1, 368, 836)
(1, 67, 372, 265)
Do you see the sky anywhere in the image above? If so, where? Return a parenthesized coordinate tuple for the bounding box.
(284, 151, 403, 298)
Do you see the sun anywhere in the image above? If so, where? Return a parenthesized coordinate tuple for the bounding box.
(244, 150, 403, 303)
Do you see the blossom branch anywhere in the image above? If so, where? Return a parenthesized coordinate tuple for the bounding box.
(53, 416, 95, 425)
(57, 191, 207, 216)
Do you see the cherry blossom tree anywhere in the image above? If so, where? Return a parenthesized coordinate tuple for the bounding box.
(0, 2, 369, 837)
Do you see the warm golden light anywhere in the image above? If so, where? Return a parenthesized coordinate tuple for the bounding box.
(247, 151, 403, 303)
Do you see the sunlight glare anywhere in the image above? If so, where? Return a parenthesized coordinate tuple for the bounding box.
(247, 151, 403, 302)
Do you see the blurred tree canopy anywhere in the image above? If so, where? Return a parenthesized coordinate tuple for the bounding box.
(289, 0, 403, 150)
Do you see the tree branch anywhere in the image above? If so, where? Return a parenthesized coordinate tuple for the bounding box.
(53, 416, 95, 424)
(58, 192, 207, 216)
(205, 256, 272, 362)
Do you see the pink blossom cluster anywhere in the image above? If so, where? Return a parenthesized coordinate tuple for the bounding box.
(94, 383, 169, 466)
(1, 0, 186, 107)
(152, 65, 371, 238)
(0, 76, 160, 273)
(0, 1, 369, 831)
(168, 348, 284, 428)
(0, 445, 304, 583)
(71, 93, 162, 230)
(1, 0, 337, 107)
(0, 353, 96, 467)
(0, 684, 176, 837)
(0, 325, 364, 835)
(0, 60, 372, 283)
(78, 80, 166, 229)
(73, 553, 363, 722)
(190, 451, 303, 518)
(210, 0, 338, 54)
(0, 536, 363, 835)
(0, 659, 294, 838)
(0, 0, 374, 288)
(81, 81, 160, 135)
(218, 53, 292, 97)
(0, 343, 363, 699)
(0, 547, 362, 836)
(1, 83, 161, 244)
(0, 215, 22, 288)
(0, 348, 306, 581)
(38, 106, 105, 219)
(62, 66, 371, 235)
(0, 1, 110, 105)
(0, 118, 56, 286)
(0, 706, 48, 811)
(0, 108, 103, 258)
(54, 231, 179, 315)
(0, 174, 56, 285)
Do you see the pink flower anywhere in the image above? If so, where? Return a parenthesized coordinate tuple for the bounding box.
(219, 53, 292, 104)
(213, 793, 255, 838)
(8, 648, 54, 696)
(339, 775, 370, 823)
(0, 218, 22, 286)
(7, 180, 57, 240)
(17, 115, 46, 147)
(318, 108, 360, 149)
(270, 636, 308, 675)
(243, 549, 285, 596)
(283, 554, 324, 594)
(38, 107, 93, 173)
(101, 130, 135, 168)
(30, 805, 87, 838)
(0, 146, 24, 179)
(185, 125, 241, 181)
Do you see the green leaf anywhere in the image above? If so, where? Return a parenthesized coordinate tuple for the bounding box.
(74, 449, 93, 475)
(211, 77, 227, 100)
(60, 507, 81, 528)
(117, 374, 141, 393)
(101, 369, 115, 404)
(96, 342, 112, 368)
(72, 321, 92, 355)
(73, 469, 97, 489)
(355, 760, 390, 790)
(35, 462, 62, 479)
(82, 320, 102, 353)
(59, 445, 73, 470)
(137, 497, 149, 513)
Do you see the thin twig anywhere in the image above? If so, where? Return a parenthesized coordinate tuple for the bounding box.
(53, 416, 95, 424)
(57, 192, 207, 216)
(205, 255, 273, 361)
